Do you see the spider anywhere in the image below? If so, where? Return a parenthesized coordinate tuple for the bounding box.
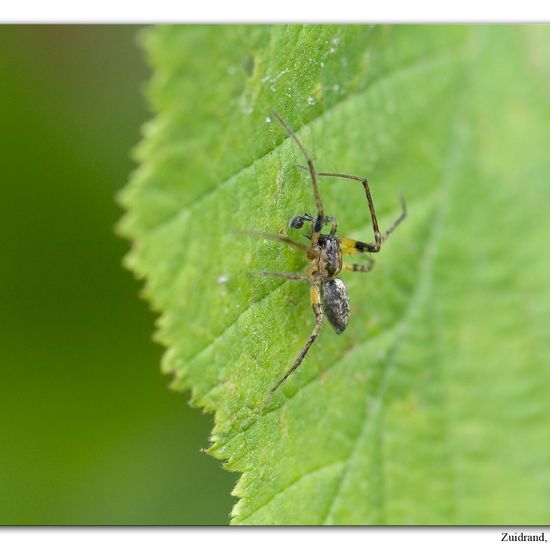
(250, 111, 407, 401)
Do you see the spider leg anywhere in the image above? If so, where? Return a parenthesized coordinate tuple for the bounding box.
(248, 271, 311, 282)
(323, 215, 338, 236)
(271, 111, 324, 246)
(238, 229, 309, 251)
(297, 166, 407, 251)
(380, 191, 407, 243)
(267, 283, 324, 399)
(342, 259, 375, 273)
(339, 236, 377, 256)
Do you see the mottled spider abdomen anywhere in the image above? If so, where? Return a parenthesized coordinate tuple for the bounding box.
(321, 278, 350, 334)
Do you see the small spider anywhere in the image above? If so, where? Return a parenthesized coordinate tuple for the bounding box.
(250, 111, 407, 401)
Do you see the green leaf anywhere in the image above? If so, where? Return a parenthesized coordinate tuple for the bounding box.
(119, 25, 550, 524)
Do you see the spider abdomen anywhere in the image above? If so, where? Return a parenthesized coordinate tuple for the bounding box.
(321, 278, 350, 334)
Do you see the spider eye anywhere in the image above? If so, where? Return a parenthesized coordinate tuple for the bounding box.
(289, 216, 304, 229)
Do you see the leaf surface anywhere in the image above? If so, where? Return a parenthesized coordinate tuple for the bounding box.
(119, 25, 550, 524)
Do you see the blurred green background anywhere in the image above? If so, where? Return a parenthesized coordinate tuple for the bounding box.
(0, 25, 235, 524)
